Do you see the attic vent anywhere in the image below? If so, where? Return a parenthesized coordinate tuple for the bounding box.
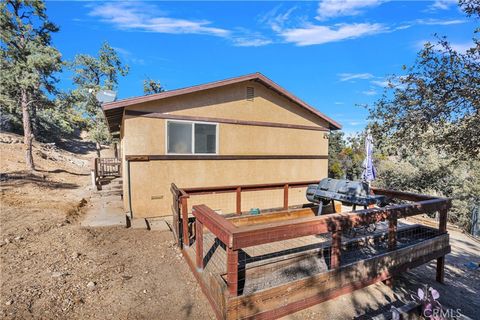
(246, 87, 254, 101)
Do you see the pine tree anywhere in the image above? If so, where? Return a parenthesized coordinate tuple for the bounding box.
(0, 0, 62, 171)
(143, 77, 164, 95)
(70, 42, 129, 157)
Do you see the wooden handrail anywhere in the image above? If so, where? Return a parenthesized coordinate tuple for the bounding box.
(192, 198, 450, 248)
(181, 180, 318, 195)
(371, 187, 438, 201)
(230, 198, 451, 249)
(94, 157, 121, 178)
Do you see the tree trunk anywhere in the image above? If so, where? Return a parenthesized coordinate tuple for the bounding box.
(21, 89, 35, 171)
(96, 141, 101, 158)
(31, 103, 40, 138)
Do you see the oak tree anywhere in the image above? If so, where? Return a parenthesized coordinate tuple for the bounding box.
(368, 1, 479, 160)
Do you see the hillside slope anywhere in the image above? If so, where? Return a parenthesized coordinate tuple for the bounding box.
(0, 132, 214, 319)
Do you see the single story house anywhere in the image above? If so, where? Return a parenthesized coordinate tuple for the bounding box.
(102, 73, 341, 219)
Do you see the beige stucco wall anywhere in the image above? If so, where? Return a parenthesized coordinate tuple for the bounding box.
(128, 159, 326, 217)
(122, 116, 328, 156)
(121, 80, 332, 218)
(128, 81, 330, 128)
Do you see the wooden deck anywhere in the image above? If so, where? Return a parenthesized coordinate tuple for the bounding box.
(173, 182, 451, 320)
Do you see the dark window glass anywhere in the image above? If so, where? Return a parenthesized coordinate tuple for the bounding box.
(194, 123, 216, 154)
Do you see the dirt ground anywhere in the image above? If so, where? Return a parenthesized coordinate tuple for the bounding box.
(1, 132, 479, 319)
(0, 133, 214, 320)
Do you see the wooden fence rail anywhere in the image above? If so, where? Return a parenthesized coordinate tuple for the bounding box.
(91, 157, 121, 189)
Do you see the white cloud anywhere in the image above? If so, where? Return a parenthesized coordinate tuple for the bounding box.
(429, 0, 457, 10)
(280, 23, 386, 46)
(88, 2, 273, 47)
(334, 102, 344, 105)
(89, 2, 229, 37)
(415, 18, 465, 26)
(371, 79, 390, 87)
(338, 72, 374, 81)
(232, 37, 273, 47)
(260, 5, 300, 32)
(451, 42, 475, 53)
(390, 18, 465, 32)
(371, 76, 407, 89)
(362, 88, 378, 96)
(416, 39, 475, 54)
(316, 0, 385, 20)
(229, 27, 274, 47)
(264, 3, 464, 47)
(349, 120, 365, 126)
(112, 47, 146, 65)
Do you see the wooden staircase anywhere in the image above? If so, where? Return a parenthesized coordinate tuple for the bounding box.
(97, 177, 123, 197)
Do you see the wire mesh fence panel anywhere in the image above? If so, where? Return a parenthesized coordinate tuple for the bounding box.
(341, 218, 442, 265)
(188, 193, 237, 215)
(234, 234, 332, 295)
(186, 186, 312, 216)
(207, 220, 439, 292)
(201, 232, 228, 277)
(187, 188, 316, 214)
(288, 186, 309, 208)
(241, 189, 284, 213)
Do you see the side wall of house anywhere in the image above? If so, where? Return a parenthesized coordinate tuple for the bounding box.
(121, 80, 331, 218)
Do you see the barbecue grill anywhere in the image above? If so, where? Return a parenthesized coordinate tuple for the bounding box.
(306, 178, 389, 215)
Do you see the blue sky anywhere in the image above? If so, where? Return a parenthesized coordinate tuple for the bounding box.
(47, 0, 475, 134)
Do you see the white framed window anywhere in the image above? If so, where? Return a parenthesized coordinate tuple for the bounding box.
(166, 120, 218, 155)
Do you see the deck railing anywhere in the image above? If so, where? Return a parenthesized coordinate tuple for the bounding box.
(91, 157, 121, 189)
(170, 181, 318, 247)
(174, 182, 450, 297)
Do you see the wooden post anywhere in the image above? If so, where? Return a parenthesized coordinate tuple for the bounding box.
(196, 219, 203, 270)
(92, 158, 100, 189)
(181, 197, 189, 247)
(98, 158, 103, 177)
(283, 184, 289, 210)
(226, 247, 239, 296)
(236, 187, 241, 214)
(388, 214, 397, 250)
(436, 208, 447, 283)
(94, 157, 99, 177)
(438, 208, 447, 233)
(436, 257, 445, 283)
(330, 224, 341, 269)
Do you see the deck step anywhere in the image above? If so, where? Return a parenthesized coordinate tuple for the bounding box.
(98, 189, 122, 197)
(102, 184, 122, 191)
(126, 217, 148, 229)
(145, 218, 172, 231)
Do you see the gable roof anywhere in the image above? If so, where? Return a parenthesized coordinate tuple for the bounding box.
(102, 72, 342, 133)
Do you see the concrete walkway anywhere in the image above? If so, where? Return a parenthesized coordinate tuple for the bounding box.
(81, 185, 126, 227)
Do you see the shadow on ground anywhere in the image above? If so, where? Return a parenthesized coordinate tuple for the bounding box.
(0, 171, 79, 190)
